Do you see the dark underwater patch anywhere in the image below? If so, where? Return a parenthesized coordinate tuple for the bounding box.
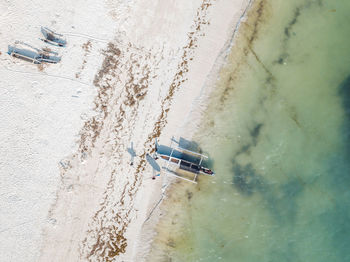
(338, 75, 350, 121)
(235, 144, 252, 156)
(316, 75, 350, 259)
(234, 123, 264, 157)
(318, 195, 350, 262)
(273, 6, 301, 65)
(251, 123, 263, 144)
(273, 6, 302, 64)
(231, 158, 304, 224)
(276, 53, 288, 65)
(284, 7, 301, 38)
(338, 74, 350, 157)
(232, 162, 264, 196)
(274, 1, 323, 65)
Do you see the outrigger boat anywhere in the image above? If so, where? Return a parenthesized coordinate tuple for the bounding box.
(40, 26, 67, 47)
(7, 42, 61, 64)
(155, 137, 215, 184)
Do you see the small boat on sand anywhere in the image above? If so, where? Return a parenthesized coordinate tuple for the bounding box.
(40, 26, 67, 47)
(8, 41, 61, 64)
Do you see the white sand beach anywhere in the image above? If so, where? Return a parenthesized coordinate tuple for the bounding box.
(0, 0, 251, 261)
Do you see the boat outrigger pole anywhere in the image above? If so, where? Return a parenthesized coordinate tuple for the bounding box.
(155, 136, 215, 184)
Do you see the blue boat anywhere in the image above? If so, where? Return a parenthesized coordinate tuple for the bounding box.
(41, 27, 67, 47)
(8, 43, 61, 64)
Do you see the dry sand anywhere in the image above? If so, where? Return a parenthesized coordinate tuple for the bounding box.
(0, 0, 251, 261)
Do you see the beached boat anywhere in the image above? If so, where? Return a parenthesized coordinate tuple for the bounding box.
(8, 42, 61, 64)
(155, 137, 215, 183)
(40, 26, 67, 47)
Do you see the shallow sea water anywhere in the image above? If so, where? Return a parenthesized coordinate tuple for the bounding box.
(147, 0, 350, 261)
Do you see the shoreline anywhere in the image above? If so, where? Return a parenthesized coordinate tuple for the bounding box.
(131, 0, 256, 260)
(137, 1, 259, 260)
(1, 0, 252, 261)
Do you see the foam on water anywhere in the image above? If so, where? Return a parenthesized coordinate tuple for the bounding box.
(147, 0, 350, 261)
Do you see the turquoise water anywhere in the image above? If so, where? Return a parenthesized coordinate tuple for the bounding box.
(148, 0, 350, 261)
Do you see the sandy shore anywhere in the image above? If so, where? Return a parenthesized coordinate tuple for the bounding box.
(0, 0, 251, 261)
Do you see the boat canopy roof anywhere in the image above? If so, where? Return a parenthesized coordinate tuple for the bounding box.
(156, 144, 205, 166)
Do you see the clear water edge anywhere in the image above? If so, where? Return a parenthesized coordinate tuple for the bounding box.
(147, 1, 350, 261)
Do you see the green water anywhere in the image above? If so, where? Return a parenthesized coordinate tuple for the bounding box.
(148, 0, 350, 261)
